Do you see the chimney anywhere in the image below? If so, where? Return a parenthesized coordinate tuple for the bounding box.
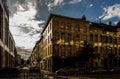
(109, 21, 112, 25)
(81, 15, 86, 20)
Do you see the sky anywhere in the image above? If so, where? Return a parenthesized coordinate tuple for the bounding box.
(8, 0, 120, 60)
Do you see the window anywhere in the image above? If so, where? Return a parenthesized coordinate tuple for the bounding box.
(54, 32, 59, 40)
(90, 34, 93, 41)
(61, 33, 65, 40)
(48, 46, 50, 55)
(61, 46, 65, 57)
(95, 35, 98, 42)
(54, 21, 59, 27)
(103, 30, 106, 34)
(100, 47, 102, 53)
(108, 36, 112, 43)
(0, 47, 1, 67)
(103, 36, 107, 43)
(114, 47, 117, 54)
(95, 46, 98, 53)
(50, 45, 52, 53)
(0, 6, 3, 39)
(83, 26, 87, 32)
(75, 24, 80, 31)
(48, 36, 49, 43)
(100, 35, 102, 42)
(61, 22, 65, 29)
(50, 23, 52, 30)
(119, 47, 120, 55)
(68, 33, 71, 41)
(66, 23, 72, 30)
(54, 45, 58, 54)
(67, 46, 71, 56)
(83, 35, 87, 41)
(48, 26, 50, 33)
(76, 34, 80, 40)
(114, 38, 117, 44)
(112, 38, 117, 44)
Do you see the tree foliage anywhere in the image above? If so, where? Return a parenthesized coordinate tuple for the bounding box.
(76, 42, 95, 68)
(21, 59, 25, 65)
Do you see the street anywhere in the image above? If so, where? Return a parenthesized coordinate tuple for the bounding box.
(19, 72, 41, 79)
(0, 72, 41, 79)
(1, 72, 120, 79)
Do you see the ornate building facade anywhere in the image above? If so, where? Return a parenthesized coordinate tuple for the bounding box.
(33, 14, 120, 73)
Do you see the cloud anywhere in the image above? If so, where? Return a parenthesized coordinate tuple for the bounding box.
(17, 47, 31, 60)
(8, 0, 45, 59)
(69, 0, 82, 4)
(9, 2, 45, 52)
(8, 0, 37, 16)
(99, 4, 120, 20)
(47, 0, 65, 11)
(45, 0, 82, 11)
(89, 4, 93, 7)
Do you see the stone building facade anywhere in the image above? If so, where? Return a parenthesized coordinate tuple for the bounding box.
(33, 14, 120, 73)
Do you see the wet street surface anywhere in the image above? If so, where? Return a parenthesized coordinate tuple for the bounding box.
(19, 72, 41, 79)
(0, 72, 41, 79)
(1, 71, 120, 79)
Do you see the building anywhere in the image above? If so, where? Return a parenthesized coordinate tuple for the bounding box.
(15, 54, 21, 66)
(0, 0, 17, 68)
(30, 41, 41, 67)
(33, 14, 120, 73)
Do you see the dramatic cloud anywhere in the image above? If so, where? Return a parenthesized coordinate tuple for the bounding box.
(9, 1, 45, 59)
(99, 4, 120, 20)
(69, 0, 82, 4)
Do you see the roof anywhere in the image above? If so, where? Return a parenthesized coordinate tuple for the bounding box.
(41, 13, 118, 34)
(41, 13, 89, 34)
(90, 22, 117, 32)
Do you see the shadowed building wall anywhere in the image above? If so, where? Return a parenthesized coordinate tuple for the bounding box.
(0, 0, 17, 68)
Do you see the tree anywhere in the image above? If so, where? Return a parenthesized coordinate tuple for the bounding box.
(26, 59, 30, 65)
(76, 42, 95, 72)
(21, 59, 25, 66)
(77, 42, 95, 62)
(63, 56, 77, 67)
(108, 53, 116, 69)
(52, 56, 64, 72)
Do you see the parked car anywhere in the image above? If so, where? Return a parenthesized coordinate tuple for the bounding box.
(29, 66, 40, 72)
(109, 67, 120, 74)
(0, 68, 20, 77)
(90, 69, 107, 75)
(21, 66, 30, 72)
(55, 66, 79, 76)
